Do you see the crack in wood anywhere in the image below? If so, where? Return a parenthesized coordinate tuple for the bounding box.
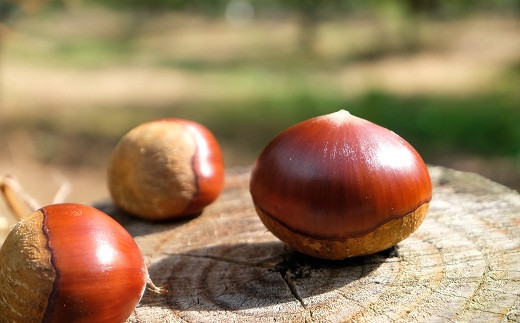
(307, 311, 313, 321)
(279, 269, 306, 309)
(474, 308, 508, 317)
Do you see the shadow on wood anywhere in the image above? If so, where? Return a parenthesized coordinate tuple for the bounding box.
(143, 241, 396, 311)
(93, 199, 200, 238)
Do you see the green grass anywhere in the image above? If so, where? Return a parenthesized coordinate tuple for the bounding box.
(201, 91, 520, 162)
(4, 90, 519, 167)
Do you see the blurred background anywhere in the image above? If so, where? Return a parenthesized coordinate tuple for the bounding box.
(0, 0, 519, 209)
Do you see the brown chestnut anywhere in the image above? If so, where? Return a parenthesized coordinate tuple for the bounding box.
(250, 110, 432, 259)
(0, 203, 152, 322)
(107, 118, 225, 220)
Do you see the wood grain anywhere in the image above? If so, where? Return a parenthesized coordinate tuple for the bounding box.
(95, 166, 520, 322)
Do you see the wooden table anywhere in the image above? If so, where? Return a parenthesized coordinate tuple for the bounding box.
(95, 166, 520, 322)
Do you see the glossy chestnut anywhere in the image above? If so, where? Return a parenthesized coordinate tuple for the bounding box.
(0, 203, 148, 322)
(107, 118, 225, 220)
(250, 110, 432, 259)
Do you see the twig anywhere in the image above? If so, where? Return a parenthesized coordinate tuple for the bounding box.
(51, 171, 71, 204)
(0, 175, 40, 219)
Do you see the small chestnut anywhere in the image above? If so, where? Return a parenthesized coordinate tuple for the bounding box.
(250, 110, 432, 259)
(107, 118, 225, 220)
(0, 203, 151, 322)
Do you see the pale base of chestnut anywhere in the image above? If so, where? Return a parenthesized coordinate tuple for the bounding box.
(255, 203, 429, 260)
(0, 210, 55, 321)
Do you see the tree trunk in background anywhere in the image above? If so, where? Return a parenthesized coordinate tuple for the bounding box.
(297, 7, 318, 58)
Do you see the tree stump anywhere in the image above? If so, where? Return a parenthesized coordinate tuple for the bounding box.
(95, 166, 520, 322)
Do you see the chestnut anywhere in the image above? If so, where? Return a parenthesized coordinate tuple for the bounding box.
(107, 118, 225, 220)
(250, 110, 432, 259)
(0, 203, 152, 322)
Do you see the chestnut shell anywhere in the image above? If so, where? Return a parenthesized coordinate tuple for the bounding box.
(107, 118, 225, 220)
(250, 110, 432, 258)
(42, 204, 147, 321)
(0, 203, 147, 322)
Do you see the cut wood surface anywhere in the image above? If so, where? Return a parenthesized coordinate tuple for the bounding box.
(94, 166, 520, 322)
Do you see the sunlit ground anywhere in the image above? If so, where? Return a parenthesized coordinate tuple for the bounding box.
(0, 5, 519, 220)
